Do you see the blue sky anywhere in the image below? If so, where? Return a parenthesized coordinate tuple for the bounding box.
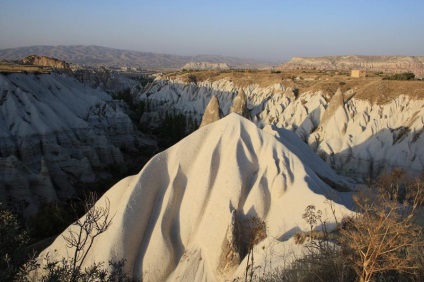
(1, 0, 423, 62)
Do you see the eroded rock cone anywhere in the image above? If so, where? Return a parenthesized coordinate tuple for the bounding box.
(200, 95, 222, 128)
(219, 209, 242, 274)
(230, 90, 249, 119)
(319, 87, 345, 128)
(315, 87, 349, 140)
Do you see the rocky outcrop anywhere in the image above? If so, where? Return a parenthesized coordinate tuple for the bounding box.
(181, 62, 231, 70)
(199, 95, 222, 128)
(281, 55, 424, 77)
(21, 55, 72, 73)
(230, 90, 249, 119)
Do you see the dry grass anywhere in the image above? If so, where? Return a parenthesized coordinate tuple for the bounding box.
(354, 80, 424, 103)
(164, 69, 424, 105)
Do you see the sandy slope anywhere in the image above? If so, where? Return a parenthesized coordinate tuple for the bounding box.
(39, 114, 353, 281)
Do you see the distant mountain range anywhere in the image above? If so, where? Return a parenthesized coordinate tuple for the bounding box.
(280, 55, 424, 77)
(0, 45, 272, 69)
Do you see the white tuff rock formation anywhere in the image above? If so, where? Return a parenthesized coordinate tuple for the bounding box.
(230, 90, 249, 119)
(0, 73, 152, 215)
(136, 77, 424, 179)
(199, 95, 222, 128)
(39, 114, 353, 281)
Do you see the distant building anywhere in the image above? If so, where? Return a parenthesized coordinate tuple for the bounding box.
(351, 70, 366, 78)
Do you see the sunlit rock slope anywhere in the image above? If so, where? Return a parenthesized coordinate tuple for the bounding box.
(136, 76, 424, 179)
(39, 113, 353, 281)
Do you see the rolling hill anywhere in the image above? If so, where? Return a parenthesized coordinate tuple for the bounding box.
(0, 45, 272, 69)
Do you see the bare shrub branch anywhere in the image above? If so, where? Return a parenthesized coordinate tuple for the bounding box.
(57, 192, 115, 281)
(340, 177, 424, 282)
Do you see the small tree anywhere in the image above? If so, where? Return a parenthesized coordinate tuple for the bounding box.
(187, 74, 197, 84)
(302, 205, 322, 241)
(18, 192, 117, 282)
(16, 194, 142, 281)
(340, 179, 424, 282)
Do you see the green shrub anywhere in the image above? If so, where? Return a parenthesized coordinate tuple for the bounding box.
(0, 209, 29, 281)
(159, 112, 189, 147)
(383, 72, 415, 80)
(188, 74, 197, 84)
